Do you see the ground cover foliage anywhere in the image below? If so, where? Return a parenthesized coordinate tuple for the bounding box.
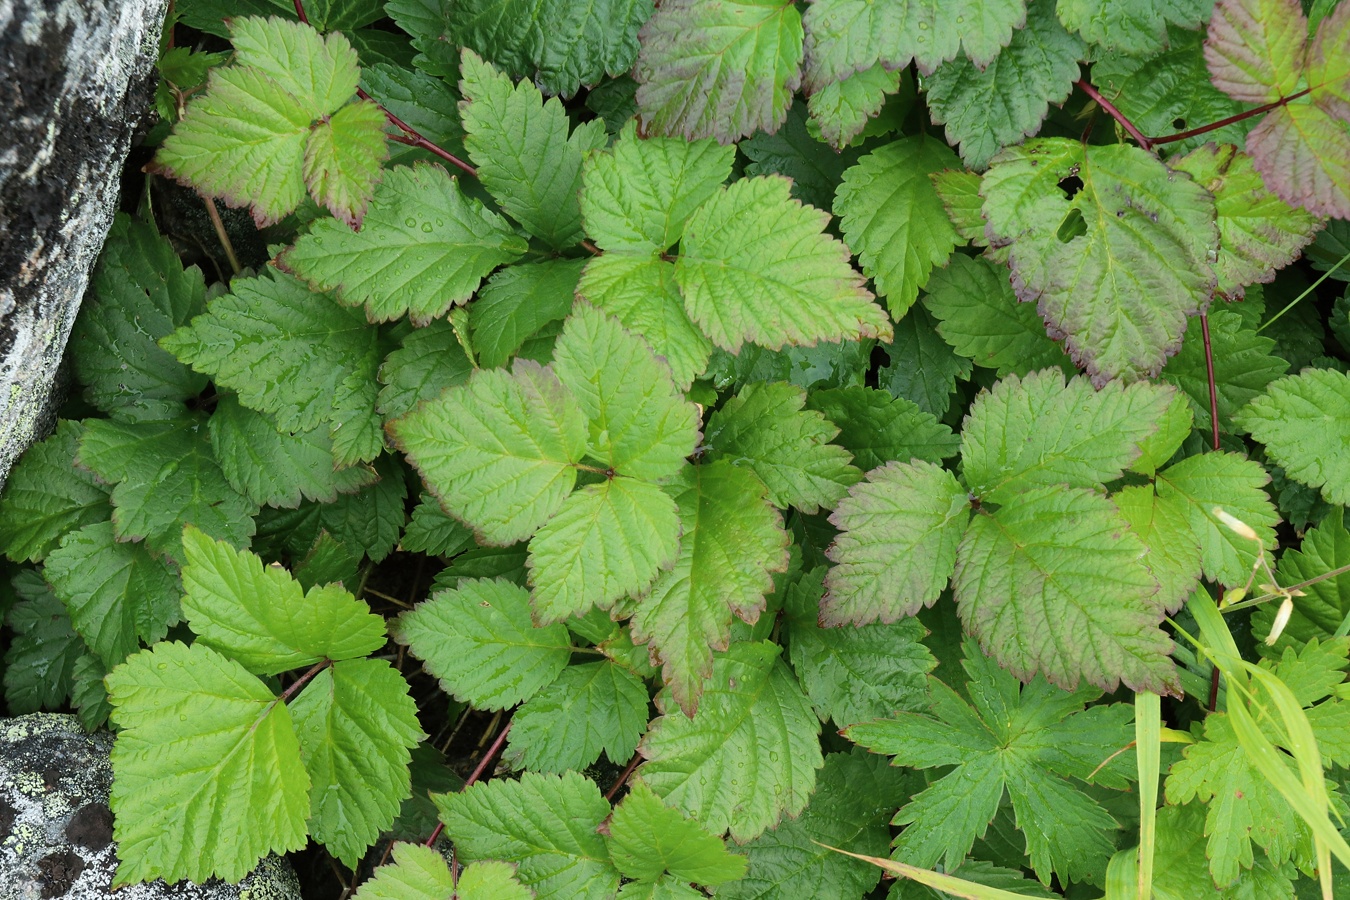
(2, 0, 1350, 896)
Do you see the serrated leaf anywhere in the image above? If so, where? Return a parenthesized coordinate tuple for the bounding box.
(72, 653, 112, 732)
(0, 420, 111, 562)
(925, 0, 1084, 170)
(1160, 307, 1289, 435)
(434, 771, 620, 899)
(806, 385, 960, 472)
(505, 660, 649, 773)
(44, 522, 180, 668)
(304, 100, 389, 227)
(1255, 508, 1350, 650)
(283, 163, 526, 324)
(390, 360, 587, 545)
(377, 318, 472, 421)
(1056, 0, 1208, 54)
(634, 0, 803, 143)
(402, 492, 476, 557)
(1114, 483, 1202, 614)
(472, 259, 585, 369)
(311, 454, 407, 563)
(637, 641, 822, 842)
(1140, 804, 1297, 900)
(1130, 390, 1194, 476)
(630, 463, 789, 714)
(740, 100, 863, 211)
(953, 484, 1176, 693)
(1245, 93, 1350, 219)
(356, 845, 531, 900)
(3, 581, 85, 713)
(459, 49, 607, 247)
(606, 781, 747, 885)
(106, 641, 310, 885)
(980, 138, 1218, 383)
(290, 658, 425, 868)
(704, 381, 861, 513)
(822, 460, 969, 626)
(1204, 0, 1306, 104)
(391, 578, 572, 710)
(834, 137, 962, 316)
(932, 169, 989, 245)
(806, 64, 902, 151)
(360, 62, 465, 150)
(77, 414, 257, 560)
(527, 478, 681, 623)
(878, 306, 973, 419)
(960, 369, 1175, 504)
(179, 527, 385, 674)
(162, 269, 387, 466)
(1236, 368, 1350, 505)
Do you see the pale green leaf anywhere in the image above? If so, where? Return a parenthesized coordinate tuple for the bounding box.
(505, 660, 650, 773)
(1255, 508, 1350, 650)
(0, 420, 110, 563)
(1130, 389, 1194, 476)
(353, 844, 531, 900)
(1114, 483, 1202, 613)
(302, 99, 389, 227)
(227, 14, 358, 110)
(1056, 0, 1209, 53)
(1235, 368, 1350, 505)
(1160, 307, 1289, 435)
(1203, 0, 1307, 104)
(806, 385, 960, 471)
(607, 781, 747, 885)
(377, 318, 473, 422)
(806, 64, 902, 151)
(1138, 804, 1297, 900)
(472, 259, 586, 369)
(931, 169, 989, 246)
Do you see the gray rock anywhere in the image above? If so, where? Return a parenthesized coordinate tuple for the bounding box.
(0, 713, 302, 899)
(0, 0, 167, 488)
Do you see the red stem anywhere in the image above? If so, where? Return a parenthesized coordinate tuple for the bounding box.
(1075, 80, 1153, 151)
(1148, 89, 1311, 146)
(424, 721, 513, 848)
(280, 660, 329, 703)
(604, 753, 643, 802)
(1200, 312, 1220, 452)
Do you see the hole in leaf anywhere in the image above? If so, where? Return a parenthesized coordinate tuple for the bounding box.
(1057, 175, 1084, 200)
(1056, 207, 1087, 243)
(1172, 117, 1186, 129)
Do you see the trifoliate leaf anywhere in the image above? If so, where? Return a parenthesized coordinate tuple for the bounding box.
(806, 385, 960, 471)
(290, 658, 425, 869)
(71, 214, 207, 413)
(552, 303, 700, 482)
(845, 640, 1132, 883)
(878, 306, 973, 419)
(1114, 484, 1202, 614)
(960, 370, 1175, 505)
(834, 137, 961, 316)
(77, 414, 257, 560)
(925, 0, 1084, 170)
(606, 781, 747, 885)
(704, 381, 861, 513)
(355, 844, 532, 900)
(923, 255, 1070, 377)
(1255, 508, 1350, 649)
(377, 318, 472, 422)
(4, 578, 85, 713)
(390, 360, 588, 545)
(434, 772, 620, 900)
(1057, 0, 1208, 53)
(1203, 0, 1306, 105)
(283, 163, 527, 324)
(1154, 451, 1280, 587)
(459, 50, 607, 247)
(740, 100, 863, 211)
(637, 641, 822, 842)
(527, 477, 681, 623)
(44, 522, 179, 668)
(634, 0, 803, 143)
(401, 492, 476, 558)
(161, 269, 387, 466)
(0, 420, 110, 562)
(805, 64, 902, 151)
(677, 176, 890, 351)
(980, 138, 1218, 383)
(953, 484, 1176, 693)
(581, 121, 735, 253)
(630, 463, 789, 714)
(1170, 144, 1321, 297)
(391, 578, 572, 710)
(1160, 308, 1289, 435)
(208, 395, 377, 509)
(106, 641, 310, 885)
(505, 660, 649, 773)
(786, 566, 935, 726)
(154, 17, 386, 226)
(822, 461, 969, 626)
(1236, 369, 1350, 505)
(576, 255, 712, 389)
(472, 259, 585, 369)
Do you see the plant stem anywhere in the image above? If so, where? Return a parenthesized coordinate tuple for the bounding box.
(280, 659, 330, 703)
(1075, 80, 1153, 151)
(604, 752, 643, 802)
(424, 720, 513, 848)
(1148, 89, 1311, 146)
(202, 196, 241, 276)
(1200, 312, 1220, 452)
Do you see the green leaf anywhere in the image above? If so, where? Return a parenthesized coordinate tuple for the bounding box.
(106, 641, 310, 885)
(391, 578, 572, 710)
(637, 641, 822, 842)
(834, 137, 962, 316)
(434, 771, 620, 899)
(1143, 804, 1297, 900)
(310, 454, 408, 563)
(704, 381, 861, 513)
(0, 420, 111, 562)
(1130, 390, 1194, 477)
(505, 660, 649, 773)
(304, 100, 389, 228)
(290, 658, 425, 868)
(472, 259, 586, 369)
(44, 522, 180, 668)
(77, 415, 257, 560)
(71, 214, 207, 413)
(71, 653, 112, 731)
(401, 493, 476, 557)
(925, 0, 1084, 170)
(606, 781, 747, 885)
(923, 255, 1070, 377)
(878, 305, 974, 419)
(552, 303, 700, 481)
(634, 0, 804, 143)
(360, 63, 465, 150)
(1056, 0, 1208, 53)
(960, 369, 1175, 505)
(822, 460, 969, 626)
(1236, 368, 1350, 505)
(806, 385, 960, 472)
(377, 319, 473, 422)
(1114, 483, 1202, 614)
(283, 163, 527, 324)
(459, 49, 607, 247)
(581, 121, 735, 253)
(740, 100, 863, 211)
(630, 463, 790, 714)
(1204, 0, 1306, 105)
(527, 477, 681, 623)
(1255, 508, 1350, 650)
(355, 845, 532, 900)
(676, 175, 891, 351)
(3, 577, 86, 713)
(1160, 308, 1289, 436)
(980, 138, 1218, 383)
(953, 484, 1176, 693)
(932, 169, 990, 246)
(178, 527, 385, 674)
(161, 269, 387, 466)
(390, 360, 587, 545)
(805, 63, 902, 151)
